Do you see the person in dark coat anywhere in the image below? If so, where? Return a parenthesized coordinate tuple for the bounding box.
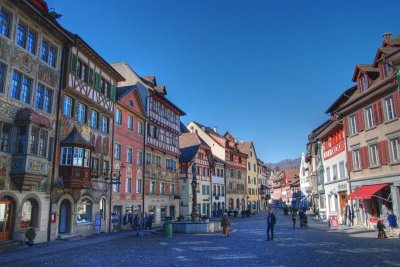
(266, 209, 277, 241)
(377, 219, 387, 239)
(147, 214, 153, 230)
(291, 210, 297, 229)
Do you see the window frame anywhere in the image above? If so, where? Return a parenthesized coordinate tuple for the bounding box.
(383, 96, 396, 122)
(11, 71, 32, 104)
(352, 149, 361, 170)
(40, 38, 58, 68)
(16, 20, 37, 54)
(389, 137, 400, 164)
(0, 8, 12, 38)
(115, 108, 122, 125)
(368, 143, 379, 167)
(364, 105, 375, 129)
(349, 113, 357, 135)
(63, 96, 73, 117)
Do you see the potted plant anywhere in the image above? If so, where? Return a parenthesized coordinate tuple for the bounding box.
(25, 227, 36, 247)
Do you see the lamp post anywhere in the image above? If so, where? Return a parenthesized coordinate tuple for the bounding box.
(191, 162, 200, 221)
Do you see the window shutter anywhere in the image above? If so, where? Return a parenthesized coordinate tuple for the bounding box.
(88, 68, 94, 86)
(397, 72, 400, 91)
(376, 100, 384, 124)
(95, 73, 101, 91)
(360, 146, 368, 169)
(356, 110, 365, 132)
(155, 181, 160, 196)
(372, 103, 379, 125)
(343, 116, 349, 137)
(347, 151, 353, 171)
(70, 54, 77, 74)
(394, 91, 400, 117)
(378, 140, 389, 165)
(110, 84, 116, 101)
(144, 180, 150, 195)
(165, 182, 170, 195)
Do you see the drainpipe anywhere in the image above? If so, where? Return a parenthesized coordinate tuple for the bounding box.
(108, 117, 115, 233)
(47, 41, 70, 242)
(142, 95, 148, 217)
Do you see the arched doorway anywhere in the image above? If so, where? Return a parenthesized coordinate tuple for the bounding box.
(59, 200, 71, 234)
(0, 198, 14, 240)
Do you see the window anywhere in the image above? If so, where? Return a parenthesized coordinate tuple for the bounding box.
(238, 171, 241, 179)
(253, 164, 256, 172)
(100, 198, 106, 220)
(150, 181, 156, 194)
(63, 96, 73, 117)
(326, 167, 331, 182)
(383, 62, 393, 78)
(221, 169, 224, 177)
(360, 74, 368, 91)
(115, 109, 122, 125)
(170, 184, 175, 195)
(16, 126, 27, 153)
(0, 123, 11, 152)
(156, 156, 161, 167)
(122, 147, 130, 163)
(137, 151, 143, 166)
(92, 158, 99, 172)
(83, 149, 90, 168)
(146, 153, 152, 165)
(76, 59, 88, 82)
(77, 103, 86, 123)
(101, 78, 110, 96)
(103, 160, 109, 176)
(16, 22, 37, 54)
(60, 147, 72, 165)
(364, 106, 375, 129)
(73, 147, 84, 166)
(76, 199, 92, 223)
(20, 199, 39, 228)
(101, 116, 108, 133)
(11, 71, 32, 104)
(127, 115, 133, 130)
(136, 179, 142, 193)
(0, 8, 11, 38)
(389, 137, 400, 164)
(339, 161, 345, 179)
(248, 176, 251, 184)
(0, 63, 6, 93)
(137, 121, 143, 135)
(384, 96, 395, 122)
(352, 149, 361, 170)
(126, 178, 131, 193)
(90, 110, 98, 128)
(41, 39, 57, 68)
(30, 127, 39, 155)
(349, 114, 357, 135)
(166, 159, 176, 170)
(230, 169, 234, 178)
(247, 162, 250, 170)
(114, 143, 121, 160)
(160, 182, 165, 195)
(38, 129, 47, 157)
(368, 144, 379, 167)
(35, 84, 53, 113)
(113, 182, 120, 193)
(332, 165, 338, 180)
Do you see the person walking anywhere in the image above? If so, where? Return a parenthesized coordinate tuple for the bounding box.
(387, 210, 398, 237)
(291, 210, 296, 229)
(111, 213, 119, 232)
(266, 209, 276, 241)
(221, 213, 231, 238)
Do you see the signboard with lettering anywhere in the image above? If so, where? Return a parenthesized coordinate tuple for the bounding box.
(329, 215, 339, 229)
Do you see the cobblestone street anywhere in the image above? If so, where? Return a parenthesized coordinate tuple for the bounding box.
(0, 210, 399, 267)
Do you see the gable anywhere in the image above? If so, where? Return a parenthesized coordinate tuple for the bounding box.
(119, 88, 146, 117)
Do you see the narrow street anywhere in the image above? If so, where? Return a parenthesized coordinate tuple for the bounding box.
(0, 210, 399, 267)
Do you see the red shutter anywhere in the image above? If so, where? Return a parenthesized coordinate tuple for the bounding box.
(394, 91, 400, 117)
(347, 151, 353, 171)
(377, 100, 384, 124)
(360, 146, 369, 169)
(378, 140, 390, 165)
(372, 103, 379, 125)
(343, 116, 349, 137)
(356, 110, 365, 132)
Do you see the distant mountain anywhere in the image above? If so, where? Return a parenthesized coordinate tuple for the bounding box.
(265, 158, 301, 170)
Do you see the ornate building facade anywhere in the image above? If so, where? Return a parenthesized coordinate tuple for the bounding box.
(0, 0, 72, 243)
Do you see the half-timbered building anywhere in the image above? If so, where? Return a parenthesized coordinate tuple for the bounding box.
(179, 132, 213, 218)
(53, 34, 124, 238)
(0, 0, 73, 243)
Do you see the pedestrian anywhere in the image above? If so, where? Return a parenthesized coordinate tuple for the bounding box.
(377, 219, 387, 239)
(147, 214, 153, 230)
(387, 210, 398, 237)
(291, 210, 296, 229)
(144, 212, 149, 230)
(134, 212, 143, 237)
(347, 207, 353, 227)
(122, 210, 132, 231)
(111, 212, 119, 232)
(221, 213, 231, 238)
(298, 209, 305, 228)
(266, 209, 276, 241)
(343, 204, 348, 225)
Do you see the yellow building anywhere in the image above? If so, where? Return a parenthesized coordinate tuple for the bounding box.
(238, 142, 259, 212)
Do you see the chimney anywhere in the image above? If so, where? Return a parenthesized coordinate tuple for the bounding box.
(213, 126, 217, 133)
(383, 32, 392, 41)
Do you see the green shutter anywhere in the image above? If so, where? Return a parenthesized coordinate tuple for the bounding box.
(397, 70, 400, 91)
(89, 68, 94, 86)
(110, 84, 116, 101)
(70, 54, 77, 74)
(95, 72, 101, 91)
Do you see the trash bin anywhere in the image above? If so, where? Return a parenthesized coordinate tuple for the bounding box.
(164, 219, 172, 237)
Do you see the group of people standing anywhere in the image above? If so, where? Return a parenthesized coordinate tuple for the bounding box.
(111, 210, 154, 235)
(291, 208, 308, 229)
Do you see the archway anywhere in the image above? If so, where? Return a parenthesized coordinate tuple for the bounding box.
(59, 199, 71, 234)
(0, 197, 15, 240)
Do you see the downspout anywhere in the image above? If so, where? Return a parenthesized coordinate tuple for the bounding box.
(47, 41, 70, 242)
(142, 95, 148, 216)
(108, 115, 115, 233)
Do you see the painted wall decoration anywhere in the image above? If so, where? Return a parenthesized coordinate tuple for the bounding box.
(38, 64, 59, 88)
(12, 49, 36, 75)
(0, 100, 19, 121)
(0, 38, 11, 61)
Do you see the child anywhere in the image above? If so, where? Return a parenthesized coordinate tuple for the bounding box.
(377, 220, 387, 239)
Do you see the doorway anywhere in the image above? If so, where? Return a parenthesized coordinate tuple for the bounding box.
(0, 199, 14, 240)
(59, 200, 71, 234)
(169, 205, 175, 220)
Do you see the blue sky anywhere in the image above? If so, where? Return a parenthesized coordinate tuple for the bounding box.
(47, 0, 400, 163)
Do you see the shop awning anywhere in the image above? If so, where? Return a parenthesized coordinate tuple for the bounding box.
(347, 184, 388, 200)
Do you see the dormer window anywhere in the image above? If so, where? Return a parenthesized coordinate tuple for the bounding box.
(359, 74, 368, 92)
(382, 61, 393, 78)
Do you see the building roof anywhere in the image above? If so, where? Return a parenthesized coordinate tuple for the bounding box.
(15, 108, 51, 128)
(325, 85, 357, 114)
(179, 132, 210, 163)
(237, 141, 252, 155)
(60, 127, 92, 148)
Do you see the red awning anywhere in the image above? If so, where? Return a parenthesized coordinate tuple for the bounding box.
(347, 184, 388, 200)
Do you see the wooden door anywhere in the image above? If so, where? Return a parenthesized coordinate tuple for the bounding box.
(0, 200, 14, 240)
(59, 200, 71, 234)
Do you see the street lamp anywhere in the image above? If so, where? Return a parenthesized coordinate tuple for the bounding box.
(191, 162, 200, 221)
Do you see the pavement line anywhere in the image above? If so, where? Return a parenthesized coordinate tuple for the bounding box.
(191, 246, 228, 251)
